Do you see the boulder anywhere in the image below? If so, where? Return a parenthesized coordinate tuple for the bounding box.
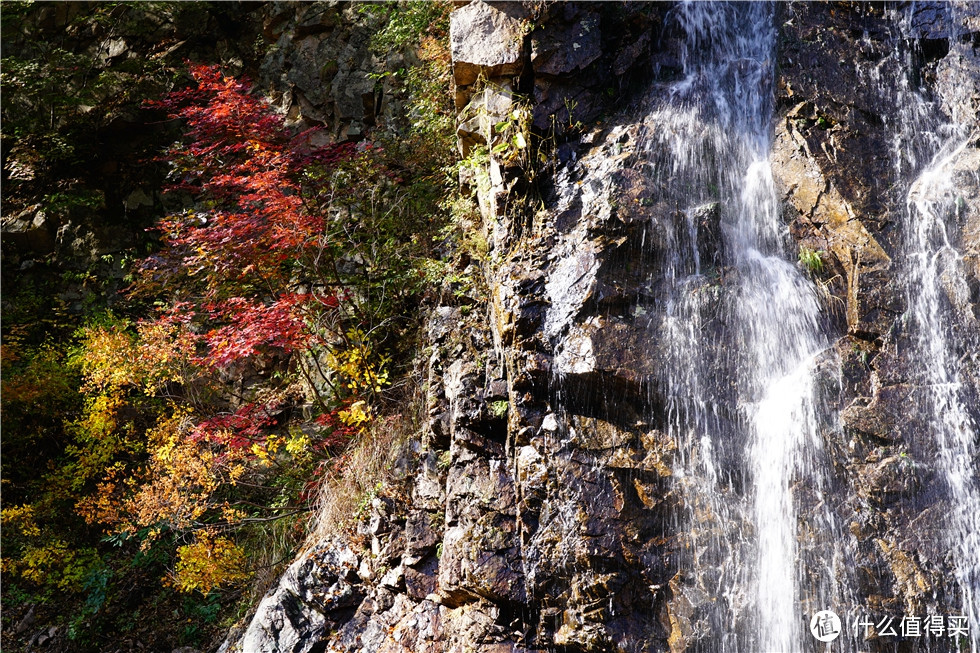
(450, 1, 527, 86)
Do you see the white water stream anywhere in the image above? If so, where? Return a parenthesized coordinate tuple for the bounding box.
(645, 3, 852, 650)
(905, 138, 980, 652)
(887, 4, 980, 649)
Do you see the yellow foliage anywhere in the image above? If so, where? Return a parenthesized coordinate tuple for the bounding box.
(75, 392, 122, 442)
(124, 412, 219, 531)
(75, 462, 127, 525)
(338, 400, 372, 431)
(70, 403, 256, 541)
(249, 442, 268, 460)
(220, 505, 247, 523)
(227, 463, 246, 485)
(75, 326, 137, 392)
(62, 392, 139, 492)
(1, 504, 40, 537)
(266, 434, 282, 455)
(133, 321, 198, 393)
(172, 530, 249, 593)
(76, 322, 196, 395)
(326, 328, 390, 394)
(17, 540, 99, 592)
(284, 430, 311, 457)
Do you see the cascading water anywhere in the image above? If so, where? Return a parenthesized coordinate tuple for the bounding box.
(642, 3, 856, 650)
(889, 5, 980, 648)
(904, 140, 980, 652)
(540, 2, 979, 650)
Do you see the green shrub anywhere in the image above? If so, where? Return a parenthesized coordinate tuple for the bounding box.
(798, 246, 825, 275)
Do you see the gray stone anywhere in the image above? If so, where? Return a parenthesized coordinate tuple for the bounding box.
(1, 207, 55, 253)
(450, 1, 527, 86)
(223, 542, 362, 653)
(456, 84, 516, 156)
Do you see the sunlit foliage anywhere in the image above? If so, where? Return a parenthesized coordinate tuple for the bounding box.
(2, 1, 455, 647)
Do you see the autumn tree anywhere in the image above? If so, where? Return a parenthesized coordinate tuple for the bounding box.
(59, 60, 452, 592)
(2, 2, 456, 648)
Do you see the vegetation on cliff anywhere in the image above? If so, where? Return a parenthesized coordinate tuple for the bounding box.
(1, 2, 455, 650)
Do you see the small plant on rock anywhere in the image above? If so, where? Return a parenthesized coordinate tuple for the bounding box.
(490, 400, 509, 418)
(798, 245, 825, 275)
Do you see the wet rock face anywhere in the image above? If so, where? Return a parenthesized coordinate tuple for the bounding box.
(229, 2, 980, 652)
(774, 1, 980, 643)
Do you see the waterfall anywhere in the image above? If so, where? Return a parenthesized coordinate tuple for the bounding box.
(643, 3, 854, 649)
(905, 139, 980, 652)
(891, 5, 980, 648)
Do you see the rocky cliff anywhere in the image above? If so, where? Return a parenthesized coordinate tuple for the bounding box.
(226, 2, 980, 652)
(9, 2, 976, 652)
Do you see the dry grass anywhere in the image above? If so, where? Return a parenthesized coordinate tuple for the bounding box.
(306, 401, 420, 545)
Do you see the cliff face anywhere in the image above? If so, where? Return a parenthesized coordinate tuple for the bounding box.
(227, 2, 980, 652)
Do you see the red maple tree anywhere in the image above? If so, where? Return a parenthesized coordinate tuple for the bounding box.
(140, 64, 358, 374)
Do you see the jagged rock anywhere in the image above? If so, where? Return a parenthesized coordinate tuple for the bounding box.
(772, 106, 898, 337)
(404, 510, 440, 558)
(428, 306, 462, 342)
(29, 626, 58, 647)
(456, 84, 516, 156)
(403, 558, 439, 600)
(14, 605, 36, 636)
(555, 316, 657, 389)
(531, 10, 601, 76)
(449, 1, 527, 86)
(841, 384, 929, 443)
(1, 206, 55, 253)
(258, 3, 382, 134)
(221, 542, 362, 653)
